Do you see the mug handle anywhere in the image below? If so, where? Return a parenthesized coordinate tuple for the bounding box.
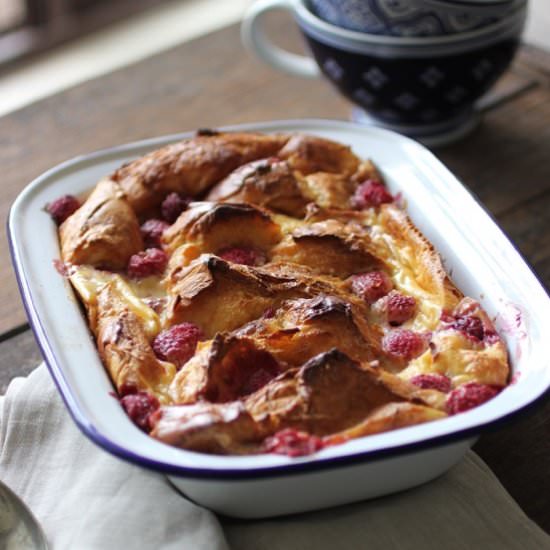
(241, 0, 321, 78)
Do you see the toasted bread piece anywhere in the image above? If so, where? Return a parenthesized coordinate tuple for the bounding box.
(93, 282, 176, 401)
(374, 204, 462, 324)
(170, 334, 283, 404)
(271, 219, 384, 278)
(234, 295, 376, 366)
(278, 135, 360, 177)
(300, 172, 355, 210)
(150, 402, 264, 454)
(245, 349, 417, 436)
(111, 132, 290, 214)
(162, 202, 282, 256)
(153, 349, 441, 454)
(324, 402, 446, 446)
(60, 179, 143, 269)
(206, 158, 310, 217)
(165, 255, 308, 336)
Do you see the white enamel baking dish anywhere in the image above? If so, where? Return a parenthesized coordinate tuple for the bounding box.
(8, 120, 550, 518)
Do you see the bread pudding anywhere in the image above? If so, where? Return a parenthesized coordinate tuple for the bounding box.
(48, 130, 510, 457)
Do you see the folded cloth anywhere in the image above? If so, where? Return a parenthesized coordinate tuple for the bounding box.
(1, 365, 549, 550)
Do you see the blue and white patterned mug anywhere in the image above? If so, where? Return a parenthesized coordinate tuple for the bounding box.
(242, 0, 526, 142)
(308, 0, 525, 37)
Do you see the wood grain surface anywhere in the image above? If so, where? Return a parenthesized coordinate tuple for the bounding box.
(1, 14, 549, 534)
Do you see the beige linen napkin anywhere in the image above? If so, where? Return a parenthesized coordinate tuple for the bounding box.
(1, 365, 549, 550)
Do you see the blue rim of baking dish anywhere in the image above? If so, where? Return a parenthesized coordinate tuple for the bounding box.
(7, 118, 550, 480)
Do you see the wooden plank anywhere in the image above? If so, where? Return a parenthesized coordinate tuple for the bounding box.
(497, 190, 550, 290)
(437, 82, 550, 216)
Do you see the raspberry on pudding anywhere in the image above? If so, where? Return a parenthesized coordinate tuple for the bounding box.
(46, 195, 80, 225)
(383, 329, 429, 361)
(446, 382, 502, 415)
(141, 219, 169, 249)
(351, 179, 394, 209)
(350, 271, 393, 304)
(153, 322, 204, 369)
(264, 429, 324, 457)
(217, 246, 265, 266)
(410, 373, 452, 393)
(127, 248, 168, 278)
(161, 192, 191, 223)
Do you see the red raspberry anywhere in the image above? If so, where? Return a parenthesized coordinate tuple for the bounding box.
(446, 382, 502, 415)
(46, 195, 80, 225)
(264, 429, 324, 457)
(152, 322, 203, 368)
(120, 391, 160, 432)
(383, 329, 429, 361)
(127, 248, 168, 278)
(217, 246, 265, 266)
(161, 192, 191, 223)
(351, 271, 393, 304)
(141, 219, 169, 248)
(451, 315, 484, 341)
(384, 291, 417, 325)
(352, 179, 394, 209)
(410, 373, 452, 393)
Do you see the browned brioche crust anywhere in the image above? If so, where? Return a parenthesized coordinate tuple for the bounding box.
(165, 255, 308, 336)
(271, 219, 384, 279)
(277, 135, 360, 177)
(233, 295, 376, 367)
(153, 349, 443, 453)
(206, 158, 310, 217)
(60, 179, 143, 269)
(150, 402, 263, 455)
(162, 201, 283, 256)
(169, 334, 283, 405)
(111, 132, 290, 214)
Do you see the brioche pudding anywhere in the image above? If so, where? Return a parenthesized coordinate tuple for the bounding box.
(47, 130, 510, 457)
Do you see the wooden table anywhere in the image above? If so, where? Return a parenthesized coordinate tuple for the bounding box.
(1, 14, 549, 533)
